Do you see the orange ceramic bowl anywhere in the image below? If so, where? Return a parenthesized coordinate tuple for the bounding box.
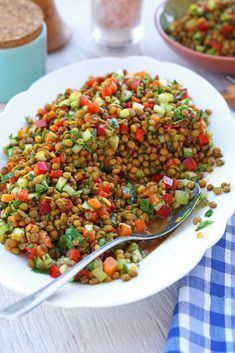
(155, 1, 235, 74)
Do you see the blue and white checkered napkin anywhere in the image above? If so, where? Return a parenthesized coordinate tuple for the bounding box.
(165, 213, 235, 353)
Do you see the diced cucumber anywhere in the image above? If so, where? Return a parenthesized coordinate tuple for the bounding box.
(11, 228, 24, 241)
(120, 90, 133, 102)
(0, 220, 9, 236)
(158, 93, 174, 103)
(35, 183, 48, 193)
(183, 148, 193, 157)
(94, 96, 104, 106)
(125, 263, 138, 272)
(117, 259, 126, 270)
(153, 201, 164, 211)
(92, 267, 107, 281)
(62, 184, 76, 196)
(82, 130, 92, 141)
(82, 201, 90, 210)
(175, 190, 189, 205)
(119, 109, 130, 118)
(85, 224, 93, 232)
(158, 135, 165, 143)
(72, 144, 82, 153)
(132, 102, 144, 115)
(132, 249, 143, 262)
(59, 264, 68, 274)
(56, 177, 67, 191)
(16, 178, 28, 189)
(160, 102, 174, 112)
(28, 193, 39, 200)
(153, 104, 165, 116)
(108, 135, 119, 151)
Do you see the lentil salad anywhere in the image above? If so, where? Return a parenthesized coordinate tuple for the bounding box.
(0, 70, 224, 284)
(166, 0, 235, 57)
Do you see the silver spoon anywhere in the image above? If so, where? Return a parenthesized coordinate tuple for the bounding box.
(0, 182, 200, 319)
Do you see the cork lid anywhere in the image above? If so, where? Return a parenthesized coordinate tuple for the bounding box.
(0, 0, 44, 49)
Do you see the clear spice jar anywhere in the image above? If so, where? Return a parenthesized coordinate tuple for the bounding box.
(91, 0, 143, 49)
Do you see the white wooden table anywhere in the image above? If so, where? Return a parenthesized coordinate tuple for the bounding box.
(0, 1, 233, 352)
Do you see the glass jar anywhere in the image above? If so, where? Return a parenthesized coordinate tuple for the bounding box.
(91, 0, 143, 49)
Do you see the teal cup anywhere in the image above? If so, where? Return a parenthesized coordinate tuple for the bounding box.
(0, 22, 47, 103)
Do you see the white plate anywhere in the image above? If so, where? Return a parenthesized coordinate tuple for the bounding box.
(0, 56, 235, 308)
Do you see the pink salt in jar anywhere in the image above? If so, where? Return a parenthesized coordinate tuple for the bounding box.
(91, 0, 143, 48)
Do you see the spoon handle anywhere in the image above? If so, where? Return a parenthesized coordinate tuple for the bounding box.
(0, 236, 131, 320)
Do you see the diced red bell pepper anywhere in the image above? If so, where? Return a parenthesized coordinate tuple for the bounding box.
(125, 101, 132, 108)
(9, 177, 17, 184)
(17, 189, 29, 203)
(106, 199, 115, 212)
(221, 24, 233, 36)
(50, 170, 63, 178)
(119, 123, 129, 134)
(39, 201, 52, 215)
(162, 193, 173, 205)
(181, 88, 189, 99)
(80, 95, 89, 107)
(36, 119, 47, 128)
(198, 134, 209, 146)
(49, 145, 55, 152)
(86, 77, 98, 88)
(98, 125, 106, 136)
(109, 79, 118, 94)
(156, 205, 172, 218)
(97, 208, 109, 217)
(52, 156, 61, 165)
(150, 173, 163, 183)
(54, 119, 65, 127)
(164, 125, 174, 130)
(165, 158, 177, 169)
(34, 162, 49, 176)
(130, 79, 140, 91)
(198, 22, 209, 32)
(98, 184, 111, 196)
(77, 268, 89, 277)
(135, 128, 145, 143)
(67, 248, 81, 263)
(27, 247, 37, 260)
(59, 153, 66, 163)
(49, 265, 61, 278)
(131, 96, 141, 103)
(183, 157, 197, 171)
(101, 86, 112, 98)
(87, 102, 100, 114)
(209, 40, 222, 52)
(143, 102, 154, 109)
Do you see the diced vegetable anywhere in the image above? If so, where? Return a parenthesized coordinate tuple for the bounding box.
(56, 177, 67, 191)
(34, 162, 48, 176)
(134, 219, 147, 233)
(183, 157, 197, 171)
(103, 257, 118, 275)
(119, 109, 130, 118)
(175, 190, 189, 205)
(118, 223, 133, 236)
(92, 267, 108, 281)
